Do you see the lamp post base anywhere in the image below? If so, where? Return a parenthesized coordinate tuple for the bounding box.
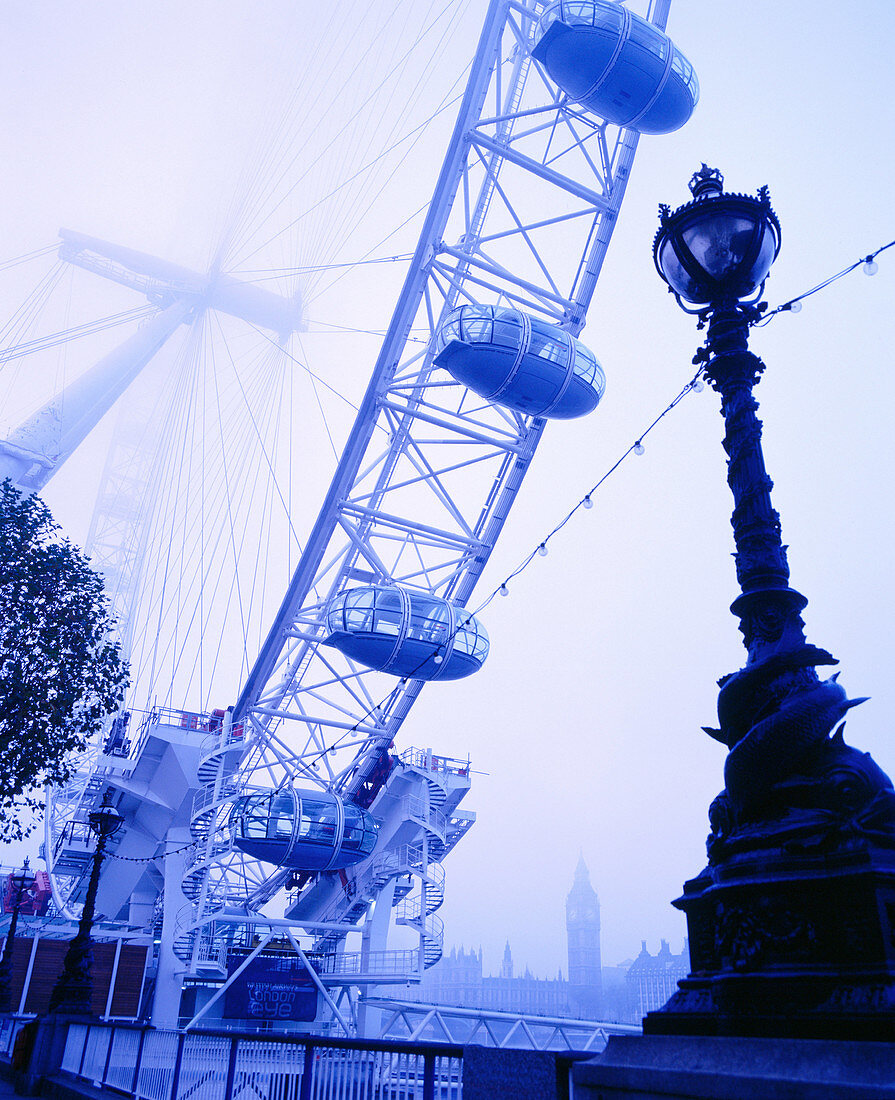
(573, 1034, 895, 1099)
(645, 833, 895, 1041)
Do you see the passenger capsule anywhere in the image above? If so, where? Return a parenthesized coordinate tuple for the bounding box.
(230, 788, 378, 871)
(434, 306, 605, 419)
(531, 2, 698, 135)
(324, 586, 488, 681)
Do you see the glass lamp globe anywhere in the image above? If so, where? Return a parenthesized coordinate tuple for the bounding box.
(89, 796, 124, 839)
(653, 166, 781, 307)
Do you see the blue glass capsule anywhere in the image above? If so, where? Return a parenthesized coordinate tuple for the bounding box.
(531, 2, 698, 135)
(324, 586, 489, 681)
(230, 788, 378, 871)
(434, 306, 605, 419)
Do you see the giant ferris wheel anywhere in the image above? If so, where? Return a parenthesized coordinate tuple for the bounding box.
(0, 0, 697, 1031)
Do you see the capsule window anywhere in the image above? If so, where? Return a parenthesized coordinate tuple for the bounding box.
(240, 797, 269, 840)
(299, 798, 338, 844)
(342, 805, 372, 852)
(373, 589, 403, 636)
(408, 598, 450, 643)
(491, 313, 524, 350)
(529, 330, 570, 367)
(269, 793, 294, 840)
(555, 1, 623, 32)
(461, 315, 494, 344)
(627, 16, 658, 52)
(453, 619, 489, 660)
(341, 588, 376, 633)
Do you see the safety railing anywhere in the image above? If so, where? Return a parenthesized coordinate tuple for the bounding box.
(368, 997, 642, 1052)
(314, 948, 421, 978)
(403, 796, 446, 841)
(400, 748, 471, 777)
(59, 1020, 464, 1100)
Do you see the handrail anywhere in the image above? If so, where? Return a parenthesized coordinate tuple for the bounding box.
(400, 747, 471, 777)
(59, 1019, 466, 1100)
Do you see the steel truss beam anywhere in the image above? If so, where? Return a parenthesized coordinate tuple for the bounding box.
(200, 0, 666, 921)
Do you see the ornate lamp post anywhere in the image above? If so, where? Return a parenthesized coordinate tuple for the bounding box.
(647, 166, 895, 1040)
(48, 793, 123, 1016)
(0, 859, 35, 1014)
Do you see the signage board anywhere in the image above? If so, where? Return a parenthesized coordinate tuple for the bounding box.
(224, 952, 319, 1022)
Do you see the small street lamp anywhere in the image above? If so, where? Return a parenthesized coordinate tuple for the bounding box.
(48, 793, 123, 1016)
(646, 167, 895, 1040)
(0, 859, 35, 1014)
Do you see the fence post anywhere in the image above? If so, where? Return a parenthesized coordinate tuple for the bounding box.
(223, 1038, 239, 1100)
(131, 1026, 148, 1095)
(101, 1025, 115, 1087)
(299, 1043, 314, 1100)
(77, 1026, 90, 1077)
(423, 1051, 436, 1100)
(169, 1032, 186, 1100)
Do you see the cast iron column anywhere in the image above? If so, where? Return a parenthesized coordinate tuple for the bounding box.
(49, 796, 121, 1016)
(0, 860, 33, 1014)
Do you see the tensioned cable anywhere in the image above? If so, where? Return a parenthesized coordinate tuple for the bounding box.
(0, 245, 57, 272)
(236, 254, 414, 280)
(0, 261, 65, 351)
(0, 305, 155, 364)
(309, 198, 433, 304)
(151, 330, 284, 706)
(298, 368, 706, 768)
(299, 20, 473, 296)
(309, 320, 428, 344)
(305, 233, 895, 758)
(230, 1, 469, 274)
(248, 321, 389, 429)
(225, 0, 432, 265)
(232, 80, 467, 279)
(221, 0, 411, 266)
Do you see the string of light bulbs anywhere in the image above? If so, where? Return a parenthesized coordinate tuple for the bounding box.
(207, 234, 895, 777)
(757, 236, 894, 324)
(315, 233, 895, 759)
(104, 839, 198, 864)
(304, 365, 707, 770)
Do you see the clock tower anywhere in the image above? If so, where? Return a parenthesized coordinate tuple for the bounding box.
(566, 854, 602, 1017)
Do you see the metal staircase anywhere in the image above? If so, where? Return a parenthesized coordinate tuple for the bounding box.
(176, 714, 250, 963)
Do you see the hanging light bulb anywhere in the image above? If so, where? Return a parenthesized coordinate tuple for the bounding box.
(499, 583, 509, 597)
(538, 543, 548, 557)
(692, 379, 704, 393)
(433, 653, 443, 664)
(633, 441, 645, 456)
(583, 496, 593, 509)
(863, 257, 879, 276)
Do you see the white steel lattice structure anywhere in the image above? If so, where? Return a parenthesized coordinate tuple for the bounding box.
(183, 0, 679, 1009)
(5, 0, 694, 1032)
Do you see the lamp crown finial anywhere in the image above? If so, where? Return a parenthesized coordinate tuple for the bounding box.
(689, 164, 723, 200)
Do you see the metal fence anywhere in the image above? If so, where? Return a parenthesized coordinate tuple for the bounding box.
(60, 1021, 463, 1100)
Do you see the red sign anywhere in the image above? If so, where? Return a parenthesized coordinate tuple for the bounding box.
(3, 871, 51, 916)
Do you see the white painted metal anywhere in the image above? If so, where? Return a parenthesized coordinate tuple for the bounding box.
(0, 301, 190, 494)
(34, 0, 678, 1034)
(183, 0, 670, 1001)
(368, 996, 641, 1051)
(64, 1022, 466, 1100)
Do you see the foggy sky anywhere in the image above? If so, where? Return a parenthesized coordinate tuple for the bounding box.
(1, 1, 894, 978)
